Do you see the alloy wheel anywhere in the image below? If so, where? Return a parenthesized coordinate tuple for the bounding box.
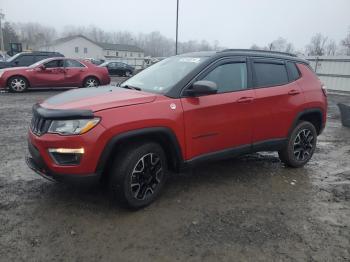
(10, 78, 26, 92)
(85, 78, 98, 87)
(293, 128, 314, 161)
(130, 153, 163, 200)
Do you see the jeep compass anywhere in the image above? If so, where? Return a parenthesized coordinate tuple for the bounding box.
(26, 49, 327, 208)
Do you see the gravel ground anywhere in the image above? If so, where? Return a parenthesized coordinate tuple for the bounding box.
(0, 86, 349, 262)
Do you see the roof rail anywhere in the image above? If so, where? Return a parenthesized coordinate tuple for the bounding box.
(220, 49, 297, 57)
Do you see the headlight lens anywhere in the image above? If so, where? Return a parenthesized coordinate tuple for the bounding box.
(48, 118, 100, 135)
(0, 70, 4, 78)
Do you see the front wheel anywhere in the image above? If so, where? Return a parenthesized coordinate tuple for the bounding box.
(279, 121, 317, 168)
(109, 142, 168, 209)
(83, 77, 100, 88)
(8, 76, 28, 93)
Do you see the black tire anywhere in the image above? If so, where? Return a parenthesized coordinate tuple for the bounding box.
(109, 142, 168, 209)
(279, 121, 317, 168)
(83, 77, 100, 88)
(7, 76, 28, 93)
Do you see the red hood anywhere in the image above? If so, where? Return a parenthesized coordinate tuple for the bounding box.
(41, 86, 157, 112)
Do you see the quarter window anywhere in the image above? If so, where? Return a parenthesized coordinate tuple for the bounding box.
(253, 62, 288, 87)
(286, 62, 300, 81)
(202, 63, 247, 93)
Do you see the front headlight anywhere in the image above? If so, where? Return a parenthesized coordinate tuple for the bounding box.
(48, 118, 100, 135)
(0, 70, 4, 78)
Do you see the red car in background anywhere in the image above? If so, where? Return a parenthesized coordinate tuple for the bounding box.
(0, 57, 110, 92)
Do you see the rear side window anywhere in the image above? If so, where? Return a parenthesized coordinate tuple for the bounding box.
(286, 62, 300, 81)
(34, 55, 48, 63)
(253, 62, 288, 87)
(202, 62, 247, 93)
(64, 59, 85, 68)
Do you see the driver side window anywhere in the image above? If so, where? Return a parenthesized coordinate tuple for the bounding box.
(44, 60, 63, 68)
(202, 62, 247, 93)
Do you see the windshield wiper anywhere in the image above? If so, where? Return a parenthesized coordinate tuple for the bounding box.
(120, 85, 141, 91)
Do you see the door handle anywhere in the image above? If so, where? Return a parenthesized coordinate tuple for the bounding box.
(237, 97, 254, 103)
(288, 89, 300, 95)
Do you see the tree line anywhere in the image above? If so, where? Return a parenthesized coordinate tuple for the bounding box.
(2, 20, 350, 57)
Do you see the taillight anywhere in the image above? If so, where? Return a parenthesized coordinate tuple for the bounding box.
(321, 83, 327, 97)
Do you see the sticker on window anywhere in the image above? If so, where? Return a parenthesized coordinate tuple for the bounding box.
(179, 57, 201, 63)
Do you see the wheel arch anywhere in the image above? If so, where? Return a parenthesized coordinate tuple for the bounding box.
(96, 127, 184, 178)
(290, 108, 324, 136)
(82, 75, 101, 86)
(6, 75, 31, 88)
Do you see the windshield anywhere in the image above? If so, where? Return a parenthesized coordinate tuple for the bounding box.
(121, 56, 208, 94)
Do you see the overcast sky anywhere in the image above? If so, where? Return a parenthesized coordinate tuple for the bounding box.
(1, 0, 349, 49)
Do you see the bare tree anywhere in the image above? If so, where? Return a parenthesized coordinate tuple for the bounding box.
(306, 33, 328, 56)
(2, 22, 19, 51)
(325, 39, 337, 56)
(268, 37, 294, 53)
(341, 27, 350, 55)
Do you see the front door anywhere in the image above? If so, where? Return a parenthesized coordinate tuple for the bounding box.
(180, 58, 255, 160)
(32, 59, 65, 87)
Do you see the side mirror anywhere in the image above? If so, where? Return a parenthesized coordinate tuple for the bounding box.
(38, 65, 46, 70)
(185, 80, 218, 96)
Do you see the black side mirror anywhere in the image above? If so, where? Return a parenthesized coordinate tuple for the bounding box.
(185, 80, 218, 96)
(38, 65, 46, 70)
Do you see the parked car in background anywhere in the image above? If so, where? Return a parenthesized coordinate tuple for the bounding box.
(0, 51, 64, 69)
(0, 57, 110, 92)
(26, 50, 327, 208)
(83, 58, 105, 65)
(99, 61, 134, 76)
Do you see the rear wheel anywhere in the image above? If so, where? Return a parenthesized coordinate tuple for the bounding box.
(279, 121, 317, 168)
(109, 142, 168, 209)
(83, 77, 100, 87)
(8, 76, 28, 93)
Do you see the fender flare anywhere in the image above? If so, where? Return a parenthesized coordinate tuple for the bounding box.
(288, 108, 324, 136)
(95, 127, 184, 174)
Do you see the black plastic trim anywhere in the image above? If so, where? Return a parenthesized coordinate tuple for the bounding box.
(290, 108, 325, 136)
(96, 127, 184, 174)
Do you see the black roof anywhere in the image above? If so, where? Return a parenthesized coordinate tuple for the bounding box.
(179, 49, 308, 64)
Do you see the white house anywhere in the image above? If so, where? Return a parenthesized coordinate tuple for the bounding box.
(40, 35, 145, 68)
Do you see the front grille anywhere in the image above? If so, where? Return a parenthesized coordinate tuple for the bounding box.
(30, 114, 51, 136)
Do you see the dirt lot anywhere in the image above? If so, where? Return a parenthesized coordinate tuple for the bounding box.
(0, 87, 349, 262)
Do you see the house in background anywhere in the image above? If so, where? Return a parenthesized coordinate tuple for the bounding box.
(39, 35, 145, 69)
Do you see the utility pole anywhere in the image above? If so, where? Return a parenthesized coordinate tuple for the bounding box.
(175, 0, 179, 55)
(0, 10, 4, 51)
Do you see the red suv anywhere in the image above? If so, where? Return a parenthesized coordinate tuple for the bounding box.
(0, 57, 110, 92)
(26, 50, 327, 208)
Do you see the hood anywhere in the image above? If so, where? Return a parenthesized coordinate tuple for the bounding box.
(41, 85, 157, 112)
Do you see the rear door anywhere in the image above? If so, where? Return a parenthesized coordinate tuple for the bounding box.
(251, 58, 304, 143)
(63, 59, 86, 86)
(31, 59, 66, 87)
(180, 58, 255, 160)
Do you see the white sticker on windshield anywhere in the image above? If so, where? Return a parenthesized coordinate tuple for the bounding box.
(179, 57, 201, 63)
